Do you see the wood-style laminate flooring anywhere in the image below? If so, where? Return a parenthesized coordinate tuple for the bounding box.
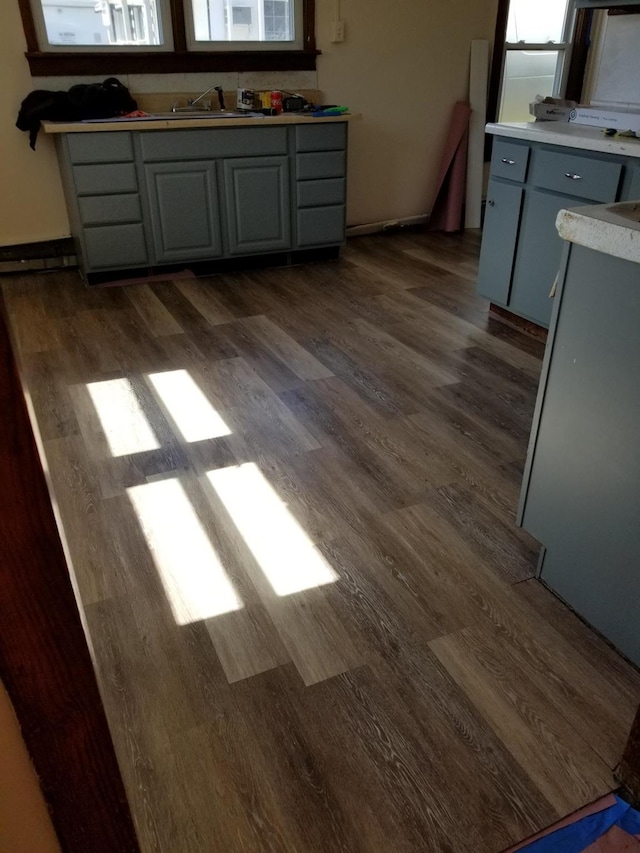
(3, 229, 640, 853)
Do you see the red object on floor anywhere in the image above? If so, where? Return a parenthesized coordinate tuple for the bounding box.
(428, 101, 471, 233)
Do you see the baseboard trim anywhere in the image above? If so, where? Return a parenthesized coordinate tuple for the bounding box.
(0, 238, 77, 274)
(346, 214, 429, 238)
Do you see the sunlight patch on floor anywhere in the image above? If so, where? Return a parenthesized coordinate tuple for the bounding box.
(207, 463, 338, 596)
(127, 478, 243, 624)
(87, 378, 160, 457)
(147, 369, 231, 443)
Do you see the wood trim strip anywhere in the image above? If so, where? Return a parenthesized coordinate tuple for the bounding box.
(0, 296, 139, 853)
(618, 706, 640, 801)
(25, 49, 319, 76)
(170, 0, 188, 53)
(565, 9, 593, 103)
(16, 0, 39, 53)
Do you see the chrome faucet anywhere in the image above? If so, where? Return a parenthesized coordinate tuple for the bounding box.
(172, 85, 226, 112)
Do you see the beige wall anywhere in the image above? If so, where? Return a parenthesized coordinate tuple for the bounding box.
(2, 0, 70, 246)
(1, 0, 498, 246)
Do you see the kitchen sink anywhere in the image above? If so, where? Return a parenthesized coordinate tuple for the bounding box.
(605, 201, 640, 223)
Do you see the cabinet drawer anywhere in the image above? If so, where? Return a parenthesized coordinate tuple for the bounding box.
(73, 163, 138, 196)
(295, 123, 347, 152)
(297, 206, 345, 247)
(297, 151, 346, 180)
(67, 132, 133, 164)
(140, 127, 287, 161)
(531, 150, 622, 202)
(297, 178, 346, 208)
(492, 140, 530, 183)
(84, 224, 148, 269)
(78, 194, 142, 226)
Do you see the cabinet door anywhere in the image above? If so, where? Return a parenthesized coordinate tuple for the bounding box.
(145, 161, 222, 263)
(509, 190, 590, 328)
(476, 180, 523, 306)
(223, 156, 291, 255)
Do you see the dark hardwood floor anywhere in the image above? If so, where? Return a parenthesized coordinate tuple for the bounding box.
(3, 228, 640, 853)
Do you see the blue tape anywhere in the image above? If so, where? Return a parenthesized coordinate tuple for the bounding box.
(517, 796, 640, 852)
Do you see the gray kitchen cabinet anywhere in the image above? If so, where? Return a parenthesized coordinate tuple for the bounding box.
(476, 180, 523, 305)
(508, 190, 586, 327)
(477, 137, 635, 328)
(223, 156, 291, 255)
(518, 242, 640, 665)
(53, 121, 349, 281)
(145, 161, 222, 263)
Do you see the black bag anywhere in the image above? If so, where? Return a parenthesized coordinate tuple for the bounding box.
(16, 77, 137, 150)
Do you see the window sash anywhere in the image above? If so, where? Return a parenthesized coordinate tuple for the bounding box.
(184, 0, 304, 51)
(30, 0, 175, 51)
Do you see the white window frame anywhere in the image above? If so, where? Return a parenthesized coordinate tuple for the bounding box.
(184, 0, 304, 52)
(498, 0, 578, 119)
(30, 0, 175, 52)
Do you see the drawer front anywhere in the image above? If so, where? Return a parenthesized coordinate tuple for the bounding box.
(73, 163, 138, 196)
(84, 224, 148, 269)
(295, 123, 347, 152)
(140, 127, 287, 161)
(532, 150, 622, 202)
(78, 194, 142, 226)
(67, 132, 133, 164)
(297, 178, 346, 208)
(491, 140, 530, 183)
(297, 151, 346, 180)
(297, 206, 345, 247)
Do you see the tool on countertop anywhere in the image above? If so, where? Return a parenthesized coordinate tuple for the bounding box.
(311, 106, 349, 117)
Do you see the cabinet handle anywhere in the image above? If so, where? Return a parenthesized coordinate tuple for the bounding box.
(487, 199, 495, 207)
(501, 158, 516, 165)
(565, 172, 582, 180)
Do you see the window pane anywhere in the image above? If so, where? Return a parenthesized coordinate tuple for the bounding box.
(191, 0, 293, 42)
(40, 0, 163, 46)
(506, 0, 570, 44)
(499, 50, 561, 123)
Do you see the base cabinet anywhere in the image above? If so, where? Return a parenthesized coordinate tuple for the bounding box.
(55, 122, 348, 279)
(519, 243, 640, 665)
(145, 161, 222, 263)
(223, 156, 291, 255)
(477, 135, 638, 328)
(476, 180, 523, 305)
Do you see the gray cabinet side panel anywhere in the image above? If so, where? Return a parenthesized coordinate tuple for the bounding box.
(521, 245, 640, 665)
(476, 180, 523, 305)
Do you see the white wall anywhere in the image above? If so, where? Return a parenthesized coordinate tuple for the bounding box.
(1, 0, 498, 246)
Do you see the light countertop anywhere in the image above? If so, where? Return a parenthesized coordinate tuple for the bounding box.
(43, 112, 356, 134)
(557, 202, 640, 265)
(486, 121, 640, 159)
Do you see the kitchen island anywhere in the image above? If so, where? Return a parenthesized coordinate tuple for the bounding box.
(477, 121, 640, 328)
(43, 113, 355, 282)
(518, 199, 640, 666)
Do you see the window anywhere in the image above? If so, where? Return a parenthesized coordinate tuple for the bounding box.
(17, 0, 317, 75)
(186, 0, 300, 50)
(498, 0, 576, 122)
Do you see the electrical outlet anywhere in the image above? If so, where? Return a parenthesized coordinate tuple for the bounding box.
(330, 20, 345, 42)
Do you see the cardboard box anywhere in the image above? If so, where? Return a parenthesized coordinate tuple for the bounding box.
(530, 97, 576, 122)
(569, 107, 640, 133)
